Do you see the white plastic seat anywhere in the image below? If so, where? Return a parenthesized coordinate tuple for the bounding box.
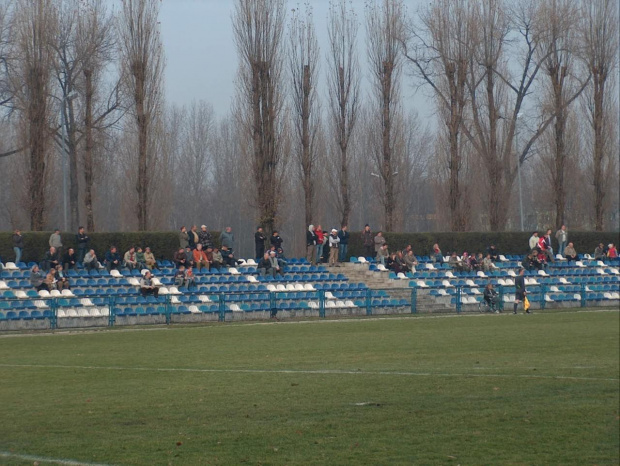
(34, 300, 48, 308)
(303, 284, 315, 291)
(294, 284, 304, 291)
(276, 284, 286, 291)
(465, 279, 476, 286)
(0, 281, 8, 290)
(140, 269, 150, 276)
(247, 275, 258, 283)
(609, 268, 619, 275)
(555, 254, 565, 260)
(425, 263, 436, 270)
(168, 286, 181, 295)
(376, 264, 388, 272)
(228, 304, 242, 312)
(344, 300, 356, 307)
(38, 290, 51, 298)
(266, 284, 277, 292)
(65, 309, 78, 317)
(128, 278, 140, 286)
(89, 308, 101, 317)
(50, 290, 61, 297)
(245, 259, 257, 266)
(198, 295, 211, 303)
(575, 261, 586, 268)
(498, 255, 509, 262)
(158, 287, 169, 295)
(109, 269, 122, 278)
(14, 290, 28, 299)
(57, 309, 66, 318)
(189, 305, 201, 314)
(442, 280, 453, 288)
(151, 277, 162, 286)
(357, 257, 367, 263)
(612, 292, 620, 300)
(397, 272, 407, 279)
(549, 286, 560, 292)
(285, 284, 296, 291)
(445, 271, 455, 278)
(77, 308, 90, 317)
(80, 298, 94, 307)
(99, 308, 110, 317)
(476, 271, 487, 278)
(573, 294, 581, 301)
(170, 296, 181, 304)
(507, 270, 517, 277)
(545, 295, 554, 302)
(4, 262, 18, 270)
(308, 301, 319, 309)
(596, 268, 607, 275)
(537, 270, 549, 276)
(471, 288, 481, 295)
(229, 268, 240, 275)
(559, 277, 570, 284)
(416, 280, 429, 288)
(325, 292, 336, 299)
(497, 279, 506, 286)
(326, 301, 336, 308)
(504, 279, 515, 286)
(603, 292, 613, 300)
(583, 254, 593, 260)
(61, 289, 75, 297)
(596, 260, 606, 267)
(438, 289, 449, 296)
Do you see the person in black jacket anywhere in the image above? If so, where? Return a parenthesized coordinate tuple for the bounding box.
(62, 248, 77, 271)
(270, 231, 283, 251)
(76, 226, 90, 264)
(306, 225, 317, 265)
(41, 247, 60, 271)
(338, 226, 349, 262)
(483, 283, 500, 312)
(255, 227, 266, 260)
(513, 268, 529, 314)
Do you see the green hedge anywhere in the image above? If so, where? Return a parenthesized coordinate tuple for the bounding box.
(0, 231, 221, 264)
(1, 230, 618, 264)
(346, 231, 620, 258)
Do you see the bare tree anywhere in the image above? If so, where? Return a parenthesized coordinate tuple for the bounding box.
(327, 0, 360, 228)
(118, 0, 164, 231)
(365, 0, 404, 231)
(233, 0, 286, 236)
(402, 0, 474, 231)
(538, 0, 590, 229)
(288, 3, 320, 227)
(9, 0, 57, 230)
(581, 0, 619, 230)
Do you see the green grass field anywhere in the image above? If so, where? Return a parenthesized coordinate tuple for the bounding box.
(0, 310, 618, 465)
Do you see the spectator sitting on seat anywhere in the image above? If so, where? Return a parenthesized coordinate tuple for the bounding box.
(62, 248, 77, 271)
(185, 266, 196, 289)
(607, 243, 618, 259)
(144, 247, 157, 270)
(268, 251, 284, 277)
(135, 247, 147, 270)
(211, 248, 224, 270)
(184, 247, 195, 268)
(55, 265, 70, 291)
(173, 247, 189, 269)
(123, 247, 138, 270)
(529, 232, 539, 251)
(594, 242, 607, 260)
(482, 253, 498, 272)
(403, 249, 418, 272)
(483, 283, 500, 312)
(29, 265, 48, 292)
(105, 246, 122, 272)
(387, 252, 406, 274)
(563, 242, 577, 262)
(258, 253, 271, 276)
(45, 268, 57, 291)
(376, 243, 388, 266)
(192, 244, 209, 271)
(83, 249, 102, 271)
(42, 246, 60, 272)
(469, 253, 481, 271)
(432, 243, 443, 263)
(139, 270, 159, 297)
(275, 247, 288, 268)
(461, 252, 472, 272)
(522, 251, 542, 271)
(487, 245, 499, 262)
(174, 265, 188, 287)
(220, 245, 237, 267)
(448, 252, 463, 272)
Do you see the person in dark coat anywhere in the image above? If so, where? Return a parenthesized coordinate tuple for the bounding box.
(361, 225, 373, 258)
(513, 268, 529, 314)
(255, 227, 266, 260)
(76, 226, 90, 264)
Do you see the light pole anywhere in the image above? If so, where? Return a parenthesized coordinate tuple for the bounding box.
(516, 113, 524, 232)
(59, 92, 78, 231)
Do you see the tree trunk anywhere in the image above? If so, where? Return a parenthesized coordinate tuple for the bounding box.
(66, 99, 79, 230)
(592, 73, 605, 231)
(135, 64, 148, 231)
(83, 68, 95, 232)
(28, 65, 48, 231)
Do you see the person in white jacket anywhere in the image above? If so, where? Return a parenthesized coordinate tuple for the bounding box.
(328, 229, 340, 267)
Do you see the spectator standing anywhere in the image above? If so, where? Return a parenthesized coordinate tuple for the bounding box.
(13, 229, 24, 264)
(314, 226, 324, 264)
(76, 227, 89, 264)
(49, 229, 63, 256)
(338, 226, 349, 262)
(528, 232, 539, 251)
(555, 225, 568, 256)
(376, 244, 388, 266)
(271, 231, 284, 252)
(255, 227, 266, 260)
(374, 232, 386, 256)
(432, 244, 443, 263)
(513, 268, 530, 314)
(361, 225, 373, 258)
(198, 225, 213, 250)
(104, 246, 121, 272)
(188, 225, 200, 249)
(328, 229, 340, 267)
(179, 226, 189, 249)
(220, 227, 235, 252)
(306, 225, 317, 264)
(544, 229, 554, 261)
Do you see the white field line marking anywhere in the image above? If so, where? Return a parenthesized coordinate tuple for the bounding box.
(0, 450, 112, 466)
(0, 307, 617, 340)
(0, 363, 617, 382)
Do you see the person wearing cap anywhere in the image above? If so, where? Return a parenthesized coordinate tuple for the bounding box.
(198, 225, 213, 250)
(328, 229, 340, 267)
(268, 250, 284, 277)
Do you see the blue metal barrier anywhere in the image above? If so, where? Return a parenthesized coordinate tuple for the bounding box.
(410, 286, 417, 314)
(580, 283, 586, 308)
(455, 286, 462, 313)
(218, 294, 226, 322)
(108, 296, 116, 327)
(318, 290, 326, 318)
(365, 289, 372, 316)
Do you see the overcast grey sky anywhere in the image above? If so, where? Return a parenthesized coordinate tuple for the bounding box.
(156, 0, 432, 120)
